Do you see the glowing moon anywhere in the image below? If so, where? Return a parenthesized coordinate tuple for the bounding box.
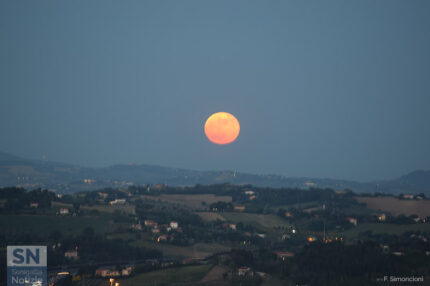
(204, 112, 240, 145)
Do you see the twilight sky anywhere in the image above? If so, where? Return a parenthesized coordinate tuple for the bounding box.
(1, 0, 429, 182)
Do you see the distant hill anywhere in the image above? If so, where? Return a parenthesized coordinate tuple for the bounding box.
(0, 151, 428, 195)
(0, 151, 26, 162)
(376, 170, 430, 195)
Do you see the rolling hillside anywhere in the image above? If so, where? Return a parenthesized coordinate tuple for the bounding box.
(0, 151, 428, 195)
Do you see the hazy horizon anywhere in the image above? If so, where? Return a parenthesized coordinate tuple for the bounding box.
(1, 1, 430, 182)
(0, 149, 426, 184)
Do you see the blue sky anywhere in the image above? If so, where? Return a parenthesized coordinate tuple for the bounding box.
(1, 0, 429, 181)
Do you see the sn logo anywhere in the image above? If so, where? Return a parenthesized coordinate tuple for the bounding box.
(12, 248, 40, 264)
(7, 246, 47, 267)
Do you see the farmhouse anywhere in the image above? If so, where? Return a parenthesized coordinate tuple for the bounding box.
(64, 250, 79, 260)
(346, 217, 358, 226)
(274, 251, 295, 260)
(378, 213, 386, 222)
(132, 223, 142, 231)
(121, 266, 134, 276)
(59, 208, 70, 215)
(98, 192, 108, 199)
(157, 235, 169, 242)
(170, 221, 179, 229)
(285, 211, 293, 218)
(229, 223, 237, 230)
(110, 199, 126, 205)
(402, 194, 414, 200)
(95, 268, 120, 277)
(237, 267, 253, 276)
(257, 233, 266, 238)
(144, 220, 158, 227)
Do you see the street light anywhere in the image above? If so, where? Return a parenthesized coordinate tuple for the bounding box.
(109, 278, 114, 286)
(115, 283, 120, 286)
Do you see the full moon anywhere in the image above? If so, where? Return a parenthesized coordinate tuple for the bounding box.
(204, 112, 240, 145)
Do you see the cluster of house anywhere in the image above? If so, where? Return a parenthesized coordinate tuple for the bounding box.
(244, 190, 257, 201)
(95, 266, 134, 277)
(221, 223, 237, 230)
(58, 208, 71, 215)
(234, 251, 295, 277)
(377, 212, 427, 223)
(109, 198, 126, 205)
(52, 243, 80, 261)
(62, 246, 136, 277)
(97, 190, 131, 204)
(131, 219, 180, 243)
(322, 236, 344, 243)
(412, 216, 428, 223)
(401, 193, 426, 200)
(409, 233, 428, 242)
(234, 205, 246, 212)
(64, 249, 79, 260)
(346, 217, 358, 226)
(30, 202, 40, 208)
(380, 239, 430, 257)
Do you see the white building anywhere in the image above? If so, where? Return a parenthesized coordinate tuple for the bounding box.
(402, 194, 414, 200)
(110, 199, 126, 205)
(64, 250, 79, 260)
(59, 208, 70, 215)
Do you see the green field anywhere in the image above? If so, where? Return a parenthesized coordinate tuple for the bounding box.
(141, 194, 232, 210)
(195, 212, 226, 222)
(116, 264, 212, 286)
(342, 223, 430, 239)
(131, 238, 230, 259)
(356, 197, 430, 217)
(52, 201, 136, 215)
(0, 214, 123, 236)
(220, 212, 292, 230)
(270, 201, 320, 211)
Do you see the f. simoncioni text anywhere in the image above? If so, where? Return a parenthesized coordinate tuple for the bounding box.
(383, 276, 424, 283)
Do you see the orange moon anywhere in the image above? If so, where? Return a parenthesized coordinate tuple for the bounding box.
(204, 112, 240, 145)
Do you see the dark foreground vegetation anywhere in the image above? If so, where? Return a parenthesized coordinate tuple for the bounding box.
(1, 184, 429, 285)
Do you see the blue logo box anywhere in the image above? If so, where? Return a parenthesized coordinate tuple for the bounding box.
(7, 246, 47, 286)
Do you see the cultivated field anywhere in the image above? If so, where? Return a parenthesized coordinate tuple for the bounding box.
(52, 201, 136, 215)
(201, 265, 229, 283)
(131, 239, 230, 259)
(195, 212, 226, 222)
(342, 223, 430, 239)
(0, 214, 121, 236)
(95, 265, 212, 286)
(356, 197, 430, 217)
(141, 194, 232, 210)
(220, 212, 292, 230)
